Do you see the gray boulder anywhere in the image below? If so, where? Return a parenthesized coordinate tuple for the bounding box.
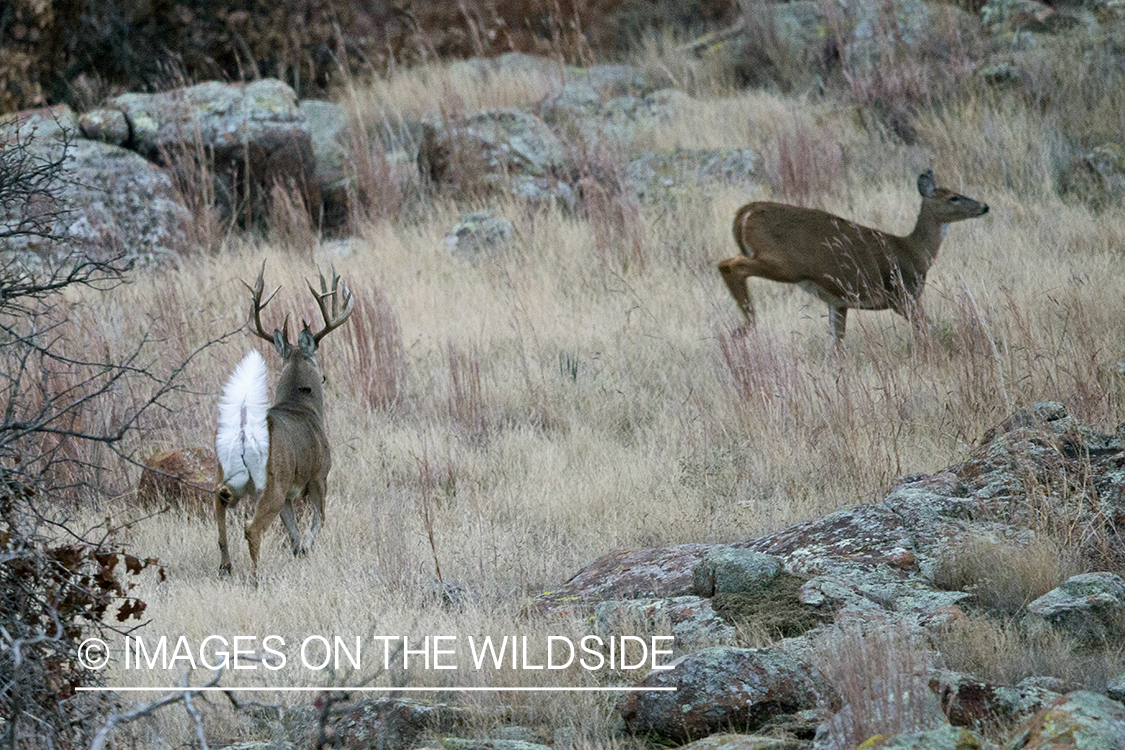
(594, 596, 736, 653)
(99, 79, 317, 223)
(692, 548, 782, 597)
(1026, 572, 1125, 646)
(445, 211, 516, 263)
(626, 148, 758, 201)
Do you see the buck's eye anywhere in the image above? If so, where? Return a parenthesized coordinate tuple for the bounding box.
(950, 197, 960, 202)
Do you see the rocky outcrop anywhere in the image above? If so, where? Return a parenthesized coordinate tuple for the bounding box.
(1006, 691, 1125, 749)
(0, 111, 192, 262)
(625, 148, 758, 201)
(87, 79, 318, 225)
(444, 210, 517, 263)
(533, 402, 1125, 739)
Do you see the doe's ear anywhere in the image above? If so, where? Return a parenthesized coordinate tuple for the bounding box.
(298, 326, 317, 357)
(918, 169, 936, 198)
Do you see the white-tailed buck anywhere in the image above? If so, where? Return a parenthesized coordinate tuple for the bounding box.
(718, 170, 988, 341)
(215, 262, 354, 579)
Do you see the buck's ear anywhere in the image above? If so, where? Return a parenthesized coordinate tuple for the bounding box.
(298, 327, 317, 356)
(918, 170, 936, 198)
(272, 329, 290, 357)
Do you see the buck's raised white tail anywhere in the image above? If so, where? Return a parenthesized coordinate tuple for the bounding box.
(215, 350, 270, 497)
(718, 170, 989, 342)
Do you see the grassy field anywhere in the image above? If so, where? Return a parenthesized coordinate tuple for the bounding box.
(64, 47, 1125, 745)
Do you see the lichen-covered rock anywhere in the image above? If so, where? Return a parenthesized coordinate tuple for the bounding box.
(857, 724, 983, 750)
(1004, 691, 1125, 749)
(626, 148, 758, 201)
(1061, 142, 1125, 209)
(136, 448, 219, 516)
(1026, 572, 1125, 645)
(692, 548, 782, 597)
(104, 79, 317, 224)
(444, 210, 516, 263)
(595, 596, 736, 652)
(300, 99, 351, 227)
(0, 137, 192, 261)
(0, 104, 79, 141)
(535, 544, 722, 615)
(618, 646, 825, 742)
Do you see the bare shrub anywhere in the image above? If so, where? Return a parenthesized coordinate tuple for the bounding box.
(932, 535, 1080, 618)
(566, 129, 646, 273)
(447, 342, 491, 443)
(157, 126, 229, 252)
(268, 178, 318, 261)
(767, 120, 844, 205)
(933, 615, 1125, 691)
(335, 280, 409, 412)
(816, 622, 943, 749)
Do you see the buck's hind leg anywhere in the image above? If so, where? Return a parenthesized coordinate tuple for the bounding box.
(302, 476, 327, 555)
(245, 483, 286, 580)
(280, 498, 303, 557)
(718, 257, 757, 328)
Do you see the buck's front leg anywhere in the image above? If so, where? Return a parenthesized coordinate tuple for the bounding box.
(280, 498, 304, 557)
(718, 257, 757, 329)
(215, 486, 237, 576)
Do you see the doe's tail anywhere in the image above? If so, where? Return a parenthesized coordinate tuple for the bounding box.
(216, 350, 270, 495)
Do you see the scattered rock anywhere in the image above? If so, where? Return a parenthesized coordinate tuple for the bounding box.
(856, 724, 983, 749)
(332, 698, 465, 750)
(441, 740, 551, 750)
(930, 670, 1062, 728)
(1061, 142, 1125, 209)
(692, 548, 782, 597)
(79, 108, 130, 146)
(625, 148, 758, 201)
(679, 734, 803, 750)
(981, 0, 1075, 33)
(618, 646, 825, 742)
(1005, 691, 1125, 749)
(1026, 572, 1125, 646)
(445, 211, 516, 263)
(535, 543, 721, 615)
(419, 108, 575, 206)
(1108, 673, 1125, 702)
(0, 104, 79, 142)
(136, 448, 219, 516)
(594, 596, 736, 652)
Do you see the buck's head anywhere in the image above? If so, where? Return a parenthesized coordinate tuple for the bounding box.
(245, 261, 354, 411)
(917, 169, 990, 225)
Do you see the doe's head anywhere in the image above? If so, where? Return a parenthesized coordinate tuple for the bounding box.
(917, 169, 990, 224)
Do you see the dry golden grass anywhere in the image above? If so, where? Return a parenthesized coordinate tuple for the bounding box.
(67, 58, 1125, 744)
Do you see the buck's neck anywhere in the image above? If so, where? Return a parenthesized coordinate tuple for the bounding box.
(274, 359, 325, 417)
(907, 201, 945, 269)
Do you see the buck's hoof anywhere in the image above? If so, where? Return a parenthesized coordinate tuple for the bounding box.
(294, 546, 309, 558)
(218, 563, 232, 578)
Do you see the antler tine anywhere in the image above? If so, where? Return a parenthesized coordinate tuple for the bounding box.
(243, 260, 282, 344)
(308, 266, 355, 345)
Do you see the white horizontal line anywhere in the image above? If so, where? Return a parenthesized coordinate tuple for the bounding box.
(77, 686, 676, 693)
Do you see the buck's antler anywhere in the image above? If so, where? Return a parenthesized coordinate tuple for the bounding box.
(306, 267, 355, 346)
(243, 260, 284, 344)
